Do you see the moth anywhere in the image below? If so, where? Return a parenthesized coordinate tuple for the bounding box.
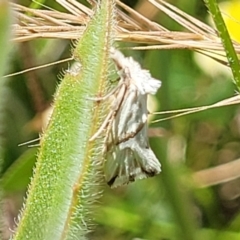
(90, 48, 161, 188)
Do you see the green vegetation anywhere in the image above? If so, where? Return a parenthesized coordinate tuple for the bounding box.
(1, 0, 240, 239)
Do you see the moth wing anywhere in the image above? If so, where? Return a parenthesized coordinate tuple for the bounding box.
(104, 89, 161, 188)
(105, 137, 161, 188)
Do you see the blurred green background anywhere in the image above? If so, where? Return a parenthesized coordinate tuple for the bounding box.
(1, 0, 240, 239)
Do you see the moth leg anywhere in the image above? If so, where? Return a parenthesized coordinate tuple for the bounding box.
(102, 119, 115, 153)
(89, 83, 127, 141)
(89, 110, 114, 141)
(87, 82, 124, 102)
(102, 84, 128, 144)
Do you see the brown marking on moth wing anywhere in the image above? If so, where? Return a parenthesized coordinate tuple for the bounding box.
(112, 60, 122, 71)
(116, 122, 145, 145)
(107, 163, 158, 187)
(104, 139, 112, 153)
(107, 175, 118, 186)
(141, 166, 158, 177)
(128, 163, 159, 183)
(129, 174, 135, 182)
(114, 95, 147, 145)
(107, 174, 136, 187)
(111, 84, 128, 118)
(110, 76, 120, 84)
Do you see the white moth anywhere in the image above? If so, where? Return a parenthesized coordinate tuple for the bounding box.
(90, 48, 161, 188)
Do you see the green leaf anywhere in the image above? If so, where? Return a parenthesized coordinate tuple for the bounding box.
(1, 148, 37, 193)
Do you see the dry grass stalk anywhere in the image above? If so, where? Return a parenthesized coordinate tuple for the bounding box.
(11, 0, 240, 65)
(193, 158, 240, 188)
(152, 95, 240, 123)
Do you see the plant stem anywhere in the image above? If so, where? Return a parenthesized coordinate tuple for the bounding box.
(204, 0, 240, 91)
(12, 0, 115, 239)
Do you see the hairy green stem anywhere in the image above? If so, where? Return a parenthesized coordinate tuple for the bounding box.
(12, 0, 115, 239)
